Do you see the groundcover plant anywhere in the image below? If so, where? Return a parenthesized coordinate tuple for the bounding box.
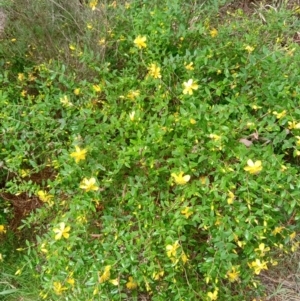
(0, 0, 300, 300)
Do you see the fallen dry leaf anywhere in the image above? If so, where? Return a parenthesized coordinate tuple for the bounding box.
(239, 138, 253, 147)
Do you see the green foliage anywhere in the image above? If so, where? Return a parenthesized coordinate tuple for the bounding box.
(1, 1, 300, 300)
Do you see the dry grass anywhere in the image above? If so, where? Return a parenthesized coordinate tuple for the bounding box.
(0, 9, 6, 37)
(259, 241, 300, 301)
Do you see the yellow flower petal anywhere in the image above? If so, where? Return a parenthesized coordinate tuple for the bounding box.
(109, 278, 119, 285)
(171, 172, 191, 185)
(53, 282, 67, 295)
(209, 28, 218, 38)
(183, 79, 198, 95)
(207, 289, 218, 300)
(126, 276, 137, 289)
(79, 177, 99, 192)
(244, 159, 262, 175)
(226, 266, 240, 282)
(0, 225, 6, 234)
(70, 146, 87, 163)
(129, 111, 135, 121)
(147, 63, 161, 79)
(181, 207, 193, 218)
(53, 222, 71, 240)
(184, 62, 194, 70)
(134, 35, 147, 49)
(99, 265, 111, 283)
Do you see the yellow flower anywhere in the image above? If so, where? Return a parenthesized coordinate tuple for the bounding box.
(53, 282, 67, 295)
(245, 45, 255, 53)
(227, 190, 235, 205)
(76, 215, 88, 223)
(53, 222, 71, 240)
(248, 259, 268, 275)
(207, 289, 218, 300)
(73, 88, 80, 95)
(183, 79, 198, 95)
(200, 176, 207, 184)
(0, 225, 6, 234)
(69, 44, 76, 51)
(99, 265, 111, 283)
(60, 95, 73, 107)
(166, 240, 179, 259)
(134, 35, 147, 49)
(181, 252, 188, 264)
(237, 240, 245, 248)
(0, 253, 3, 261)
(18, 73, 25, 81)
(152, 270, 164, 280)
(37, 190, 54, 204)
(126, 276, 137, 289)
(255, 243, 270, 257)
(184, 62, 194, 70)
(226, 266, 240, 282)
(127, 90, 140, 100)
(288, 121, 300, 129)
(209, 133, 221, 141)
(20, 169, 30, 178)
(251, 104, 262, 110)
(244, 159, 262, 175)
(147, 63, 161, 79)
(129, 111, 135, 121)
(89, 0, 98, 10)
(98, 38, 106, 45)
(181, 207, 193, 218)
(40, 242, 48, 253)
(28, 73, 36, 81)
(190, 118, 196, 124)
(210, 28, 218, 38)
(144, 277, 151, 292)
(67, 278, 75, 286)
(109, 278, 119, 285)
(70, 146, 87, 163)
(272, 226, 284, 235)
(79, 177, 99, 192)
(290, 231, 296, 240)
(171, 172, 190, 185)
(273, 110, 287, 119)
(280, 165, 287, 172)
(93, 287, 99, 295)
(92, 84, 102, 92)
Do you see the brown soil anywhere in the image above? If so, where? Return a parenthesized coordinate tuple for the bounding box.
(1, 167, 56, 230)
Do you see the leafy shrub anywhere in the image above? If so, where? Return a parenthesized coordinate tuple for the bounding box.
(1, 1, 300, 300)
